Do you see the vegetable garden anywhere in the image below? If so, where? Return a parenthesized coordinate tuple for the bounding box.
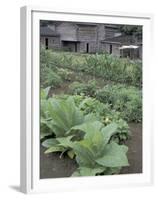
(40, 47, 142, 178)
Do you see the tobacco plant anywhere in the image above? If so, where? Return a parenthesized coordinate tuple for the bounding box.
(71, 121, 129, 176)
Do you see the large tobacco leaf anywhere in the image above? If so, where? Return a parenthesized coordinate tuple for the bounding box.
(71, 121, 129, 176)
(41, 95, 96, 155)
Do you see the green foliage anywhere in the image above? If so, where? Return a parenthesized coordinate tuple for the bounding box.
(61, 94, 130, 141)
(39, 49, 142, 177)
(41, 96, 84, 138)
(40, 90, 130, 176)
(76, 96, 130, 141)
(71, 121, 129, 176)
(70, 82, 142, 122)
(40, 92, 97, 155)
(95, 84, 142, 122)
(119, 25, 142, 36)
(40, 49, 142, 87)
(40, 67, 62, 88)
(56, 68, 74, 81)
(69, 80, 97, 97)
(40, 90, 130, 144)
(84, 53, 142, 87)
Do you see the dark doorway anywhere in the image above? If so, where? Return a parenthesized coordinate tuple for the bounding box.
(86, 43, 89, 53)
(109, 44, 112, 54)
(45, 38, 48, 49)
(62, 41, 79, 52)
(75, 43, 77, 52)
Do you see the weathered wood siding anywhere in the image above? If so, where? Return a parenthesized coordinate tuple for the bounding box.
(56, 23, 77, 41)
(40, 36, 60, 49)
(77, 25, 97, 41)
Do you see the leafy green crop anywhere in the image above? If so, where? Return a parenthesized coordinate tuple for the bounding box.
(40, 48, 142, 87)
(56, 68, 74, 81)
(69, 80, 97, 97)
(71, 121, 129, 176)
(41, 92, 130, 143)
(40, 89, 130, 176)
(41, 91, 97, 155)
(73, 95, 130, 141)
(40, 67, 62, 88)
(96, 84, 142, 122)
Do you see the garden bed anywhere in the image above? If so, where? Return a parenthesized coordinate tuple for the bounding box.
(40, 123, 142, 179)
(40, 49, 142, 178)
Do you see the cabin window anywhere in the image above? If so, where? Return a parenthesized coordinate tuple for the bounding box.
(45, 38, 48, 49)
(86, 43, 89, 53)
(109, 44, 112, 54)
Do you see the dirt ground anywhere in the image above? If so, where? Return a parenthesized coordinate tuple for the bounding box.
(40, 123, 142, 179)
(120, 123, 142, 174)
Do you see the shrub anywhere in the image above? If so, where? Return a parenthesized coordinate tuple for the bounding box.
(74, 95, 130, 141)
(40, 48, 63, 88)
(56, 68, 74, 81)
(40, 67, 62, 88)
(96, 84, 142, 122)
(69, 80, 98, 97)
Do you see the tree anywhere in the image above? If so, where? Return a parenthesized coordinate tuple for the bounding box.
(119, 25, 142, 36)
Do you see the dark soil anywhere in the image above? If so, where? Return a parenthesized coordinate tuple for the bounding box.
(40, 148, 77, 179)
(48, 71, 109, 97)
(120, 123, 142, 174)
(40, 123, 142, 179)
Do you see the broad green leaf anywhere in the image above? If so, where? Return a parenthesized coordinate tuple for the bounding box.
(72, 167, 105, 176)
(46, 97, 84, 137)
(104, 167, 121, 175)
(67, 150, 75, 159)
(73, 141, 95, 167)
(101, 123, 118, 145)
(42, 138, 59, 148)
(96, 142, 129, 167)
(45, 146, 64, 154)
(90, 131, 105, 157)
(56, 136, 74, 148)
(40, 87, 50, 99)
(84, 113, 97, 122)
(40, 132, 52, 139)
(71, 121, 103, 139)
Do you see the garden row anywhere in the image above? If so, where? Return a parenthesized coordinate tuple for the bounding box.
(40, 88, 129, 176)
(40, 48, 142, 177)
(40, 47, 142, 88)
(40, 49, 142, 123)
(69, 81, 142, 122)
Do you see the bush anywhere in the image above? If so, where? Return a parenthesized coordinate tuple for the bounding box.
(69, 80, 98, 97)
(95, 84, 142, 122)
(74, 95, 130, 141)
(56, 68, 74, 81)
(40, 67, 62, 88)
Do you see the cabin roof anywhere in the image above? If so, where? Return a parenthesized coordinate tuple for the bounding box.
(40, 26, 60, 37)
(101, 34, 142, 45)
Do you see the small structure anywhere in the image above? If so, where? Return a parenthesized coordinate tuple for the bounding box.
(119, 45, 140, 59)
(40, 22, 142, 59)
(40, 26, 60, 50)
(101, 34, 142, 59)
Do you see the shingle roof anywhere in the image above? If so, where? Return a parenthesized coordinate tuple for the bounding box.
(40, 26, 60, 37)
(101, 34, 142, 45)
